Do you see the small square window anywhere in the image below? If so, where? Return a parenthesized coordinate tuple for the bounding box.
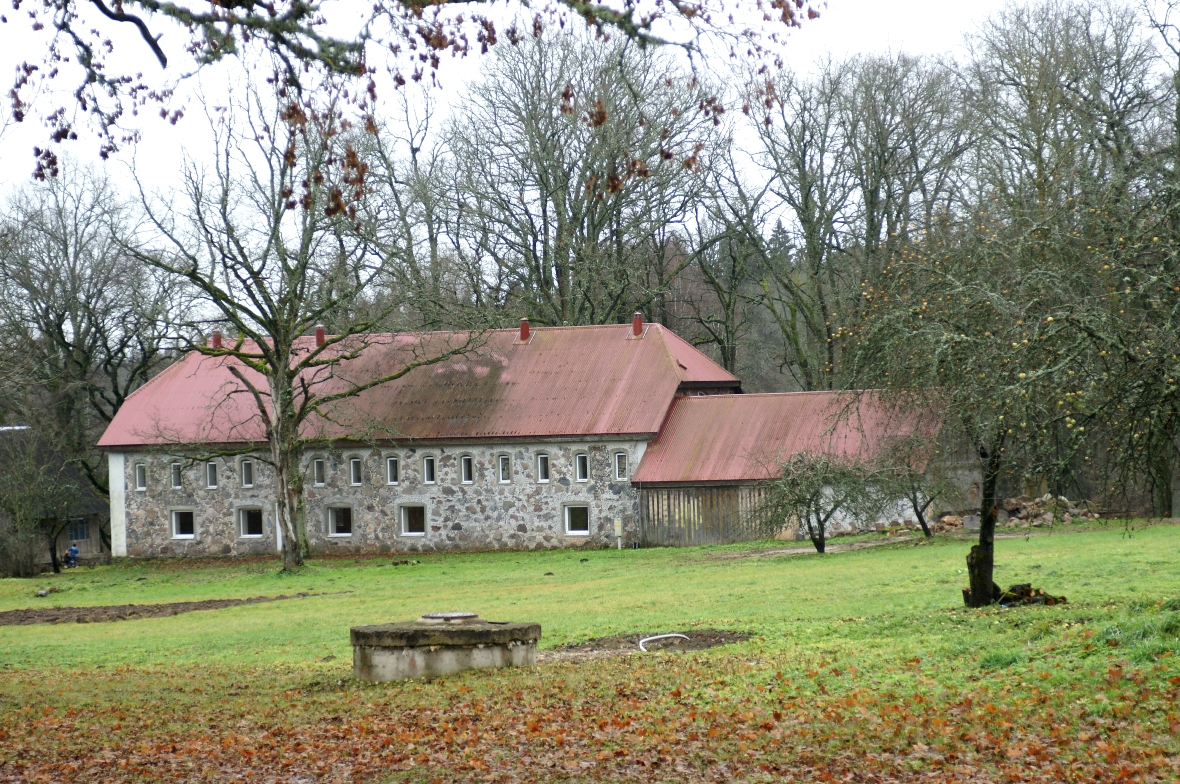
(134, 463, 147, 491)
(536, 453, 549, 483)
(386, 457, 399, 484)
(350, 458, 363, 486)
(239, 508, 263, 537)
(461, 455, 473, 484)
(313, 458, 325, 486)
(172, 510, 195, 539)
(68, 520, 88, 542)
(401, 506, 426, 535)
(241, 460, 254, 488)
(206, 462, 218, 489)
(565, 505, 590, 535)
(171, 462, 182, 489)
(614, 452, 628, 480)
(498, 454, 511, 483)
(575, 453, 589, 482)
(423, 456, 436, 484)
(328, 507, 353, 536)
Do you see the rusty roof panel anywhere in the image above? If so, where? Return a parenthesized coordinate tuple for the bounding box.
(98, 323, 739, 448)
(631, 391, 932, 485)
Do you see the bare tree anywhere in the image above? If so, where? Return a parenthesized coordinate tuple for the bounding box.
(126, 80, 475, 571)
(0, 161, 184, 497)
(446, 31, 719, 327)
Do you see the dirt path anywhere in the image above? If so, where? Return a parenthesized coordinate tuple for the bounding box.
(539, 629, 749, 664)
(710, 536, 915, 560)
(0, 593, 320, 626)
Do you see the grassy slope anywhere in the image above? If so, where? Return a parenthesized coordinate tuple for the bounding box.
(1, 523, 1179, 782)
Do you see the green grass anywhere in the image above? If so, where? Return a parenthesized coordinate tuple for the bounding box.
(2, 522, 1179, 782)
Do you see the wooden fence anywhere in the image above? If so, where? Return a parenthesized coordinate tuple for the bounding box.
(638, 485, 771, 546)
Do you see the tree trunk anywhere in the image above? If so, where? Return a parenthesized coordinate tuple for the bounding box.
(806, 517, 826, 553)
(965, 446, 1002, 608)
(46, 528, 61, 574)
(269, 372, 305, 573)
(912, 492, 932, 538)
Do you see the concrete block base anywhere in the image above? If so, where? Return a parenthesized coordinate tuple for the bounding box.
(354, 640, 536, 681)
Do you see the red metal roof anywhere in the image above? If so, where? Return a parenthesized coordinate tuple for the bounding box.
(98, 324, 739, 448)
(631, 391, 932, 485)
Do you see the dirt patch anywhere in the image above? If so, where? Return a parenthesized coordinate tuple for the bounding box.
(0, 593, 320, 626)
(712, 537, 914, 560)
(539, 629, 749, 664)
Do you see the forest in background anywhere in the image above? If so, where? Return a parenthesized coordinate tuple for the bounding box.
(3, 0, 1180, 580)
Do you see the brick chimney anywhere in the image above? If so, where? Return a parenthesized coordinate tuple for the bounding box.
(520, 317, 530, 342)
(211, 329, 223, 349)
(315, 325, 326, 347)
(632, 312, 644, 337)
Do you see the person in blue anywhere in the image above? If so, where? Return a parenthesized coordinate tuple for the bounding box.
(65, 544, 79, 568)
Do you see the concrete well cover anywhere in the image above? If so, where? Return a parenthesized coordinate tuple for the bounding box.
(351, 619, 541, 648)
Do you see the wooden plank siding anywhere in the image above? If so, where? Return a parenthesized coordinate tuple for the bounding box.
(638, 485, 770, 546)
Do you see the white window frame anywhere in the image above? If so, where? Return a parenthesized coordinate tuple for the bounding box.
(171, 462, 183, 489)
(327, 506, 353, 537)
(313, 458, 326, 486)
(575, 453, 589, 482)
(423, 456, 436, 484)
(238, 507, 264, 538)
(241, 459, 254, 488)
(536, 453, 549, 483)
(400, 505, 427, 536)
(460, 455, 474, 484)
(564, 505, 590, 536)
(134, 463, 147, 491)
(386, 456, 399, 485)
(206, 462, 218, 489)
(171, 509, 196, 540)
(614, 452, 628, 481)
(498, 454, 511, 483)
(349, 457, 363, 486)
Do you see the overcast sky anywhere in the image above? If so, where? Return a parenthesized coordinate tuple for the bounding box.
(0, 0, 1012, 195)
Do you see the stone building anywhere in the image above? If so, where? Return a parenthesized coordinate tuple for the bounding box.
(100, 317, 741, 556)
(99, 317, 935, 557)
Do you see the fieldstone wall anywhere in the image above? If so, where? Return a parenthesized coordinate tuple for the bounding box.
(118, 441, 644, 557)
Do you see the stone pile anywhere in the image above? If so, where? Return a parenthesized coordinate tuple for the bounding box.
(933, 515, 963, 533)
(1002, 494, 1100, 526)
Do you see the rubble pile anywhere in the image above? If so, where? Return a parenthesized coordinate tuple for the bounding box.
(1002, 494, 1100, 526)
(999, 583, 1068, 607)
(961, 582, 1068, 607)
(933, 515, 963, 533)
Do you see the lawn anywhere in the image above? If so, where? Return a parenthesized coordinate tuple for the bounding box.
(1, 523, 1179, 782)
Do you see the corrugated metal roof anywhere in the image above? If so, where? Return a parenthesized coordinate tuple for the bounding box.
(98, 323, 739, 448)
(631, 391, 931, 485)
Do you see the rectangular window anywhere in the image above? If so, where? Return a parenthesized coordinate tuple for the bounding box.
(461, 455, 473, 484)
(172, 510, 195, 539)
(498, 454, 511, 483)
(328, 507, 353, 536)
(134, 463, 147, 491)
(171, 462, 182, 489)
(206, 462, 218, 489)
(575, 453, 589, 482)
(350, 458, 363, 486)
(68, 520, 88, 541)
(239, 508, 264, 537)
(565, 505, 590, 535)
(614, 452, 628, 480)
(313, 458, 325, 486)
(386, 457, 399, 484)
(241, 460, 254, 488)
(423, 456, 436, 484)
(536, 453, 549, 483)
(401, 506, 426, 535)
